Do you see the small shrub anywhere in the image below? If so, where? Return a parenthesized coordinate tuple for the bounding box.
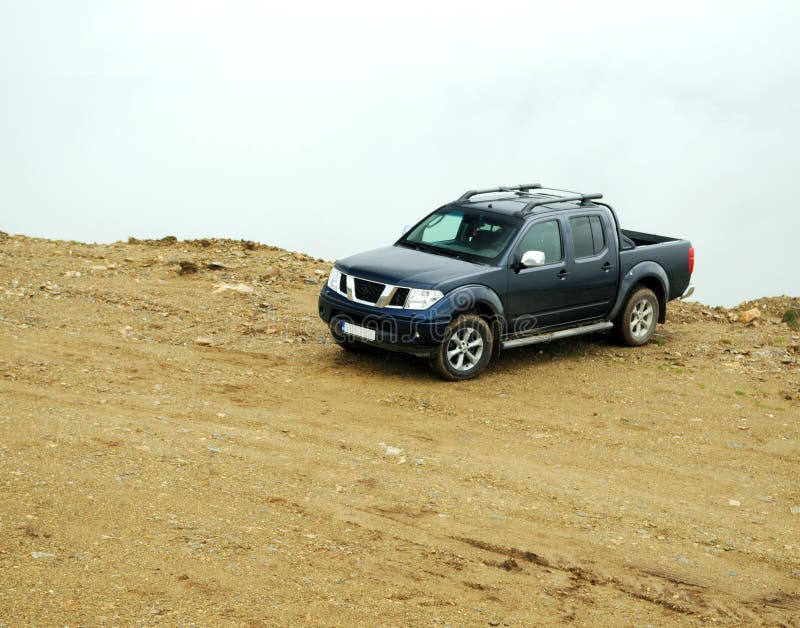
(782, 309, 800, 330)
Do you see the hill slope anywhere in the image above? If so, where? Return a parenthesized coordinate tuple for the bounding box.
(1, 233, 799, 625)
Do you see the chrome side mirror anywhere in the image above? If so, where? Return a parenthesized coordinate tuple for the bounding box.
(521, 250, 546, 267)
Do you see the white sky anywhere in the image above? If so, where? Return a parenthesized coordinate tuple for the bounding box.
(1, 0, 799, 306)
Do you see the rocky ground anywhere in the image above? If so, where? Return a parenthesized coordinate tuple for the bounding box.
(0, 231, 799, 626)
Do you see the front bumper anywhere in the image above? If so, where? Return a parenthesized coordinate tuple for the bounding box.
(318, 285, 449, 357)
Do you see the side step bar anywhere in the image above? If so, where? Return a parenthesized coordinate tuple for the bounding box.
(501, 321, 614, 350)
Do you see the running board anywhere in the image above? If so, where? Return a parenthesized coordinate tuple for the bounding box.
(501, 321, 614, 350)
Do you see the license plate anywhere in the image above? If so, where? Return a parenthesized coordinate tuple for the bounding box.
(341, 322, 376, 342)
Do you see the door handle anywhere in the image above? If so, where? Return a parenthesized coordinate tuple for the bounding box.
(557, 269, 570, 280)
(602, 262, 612, 272)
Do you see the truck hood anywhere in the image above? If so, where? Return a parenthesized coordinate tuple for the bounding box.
(335, 245, 491, 290)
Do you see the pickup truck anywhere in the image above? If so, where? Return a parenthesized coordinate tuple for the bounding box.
(318, 184, 694, 380)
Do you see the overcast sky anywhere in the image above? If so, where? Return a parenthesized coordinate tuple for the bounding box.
(1, 1, 798, 306)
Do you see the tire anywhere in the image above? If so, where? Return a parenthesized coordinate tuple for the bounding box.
(429, 314, 493, 381)
(329, 316, 377, 353)
(615, 287, 659, 346)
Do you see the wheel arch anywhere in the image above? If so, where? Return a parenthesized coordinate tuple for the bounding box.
(609, 262, 669, 324)
(440, 285, 506, 356)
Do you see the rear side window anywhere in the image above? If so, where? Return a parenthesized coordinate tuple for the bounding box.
(570, 215, 605, 258)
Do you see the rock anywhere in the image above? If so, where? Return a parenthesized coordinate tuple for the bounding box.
(179, 261, 198, 275)
(212, 282, 254, 294)
(260, 267, 280, 282)
(31, 551, 56, 559)
(207, 446, 222, 454)
(205, 261, 227, 270)
(379, 443, 403, 456)
(194, 337, 213, 346)
(500, 557, 521, 572)
(303, 278, 318, 285)
(738, 308, 761, 324)
(728, 499, 741, 507)
(791, 506, 800, 515)
(675, 556, 691, 565)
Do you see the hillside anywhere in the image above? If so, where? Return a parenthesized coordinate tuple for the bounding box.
(1, 232, 799, 625)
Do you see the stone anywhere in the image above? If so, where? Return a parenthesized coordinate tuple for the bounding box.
(205, 261, 227, 270)
(379, 443, 402, 456)
(194, 337, 213, 346)
(738, 308, 761, 324)
(212, 283, 254, 294)
(31, 551, 56, 559)
(179, 261, 198, 275)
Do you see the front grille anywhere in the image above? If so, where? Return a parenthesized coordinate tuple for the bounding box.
(389, 288, 409, 307)
(354, 278, 385, 303)
(339, 273, 347, 293)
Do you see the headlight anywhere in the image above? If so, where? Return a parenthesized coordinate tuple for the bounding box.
(405, 288, 444, 310)
(327, 267, 342, 292)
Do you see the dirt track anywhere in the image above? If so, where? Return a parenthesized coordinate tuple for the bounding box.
(1, 234, 799, 626)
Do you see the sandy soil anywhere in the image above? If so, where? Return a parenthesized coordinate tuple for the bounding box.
(1, 232, 799, 626)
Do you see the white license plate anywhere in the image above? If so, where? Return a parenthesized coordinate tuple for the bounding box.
(341, 322, 376, 342)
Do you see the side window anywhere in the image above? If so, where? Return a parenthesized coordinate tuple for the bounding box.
(570, 215, 606, 258)
(518, 220, 563, 264)
(570, 216, 594, 258)
(420, 212, 462, 243)
(589, 216, 605, 252)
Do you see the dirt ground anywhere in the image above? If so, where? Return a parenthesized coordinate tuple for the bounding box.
(1, 232, 799, 626)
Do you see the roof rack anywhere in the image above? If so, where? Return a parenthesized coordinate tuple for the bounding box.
(520, 192, 603, 214)
(457, 183, 541, 202)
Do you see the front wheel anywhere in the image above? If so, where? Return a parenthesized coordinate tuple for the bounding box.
(429, 314, 493, 381)
(615, 287, 659, 346)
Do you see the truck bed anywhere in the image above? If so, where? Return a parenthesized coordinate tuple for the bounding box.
(619, 229, 692, 300)
(620, 229, 680, 248)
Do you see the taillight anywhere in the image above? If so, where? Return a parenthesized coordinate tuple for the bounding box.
(688, 246, 695, 275)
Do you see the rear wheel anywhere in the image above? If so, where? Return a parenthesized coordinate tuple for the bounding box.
(429, 314, 493, 381)
(615, 287, 659, 346)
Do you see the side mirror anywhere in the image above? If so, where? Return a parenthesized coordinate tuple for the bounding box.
(521, 250, 546, 267)
(401, 224, 411, 236)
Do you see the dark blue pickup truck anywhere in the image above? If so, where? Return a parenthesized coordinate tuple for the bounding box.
(319, 184, 694, 380)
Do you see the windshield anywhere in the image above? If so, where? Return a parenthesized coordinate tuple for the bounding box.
(398, 206, 522, 263)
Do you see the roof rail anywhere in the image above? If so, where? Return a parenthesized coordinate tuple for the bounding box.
(457, 183, 541, 202)
(520, 192, 603, 214)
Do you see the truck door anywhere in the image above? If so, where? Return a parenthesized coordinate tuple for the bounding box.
(560, 212, 617, 320)
(505, 218, 574, 333)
